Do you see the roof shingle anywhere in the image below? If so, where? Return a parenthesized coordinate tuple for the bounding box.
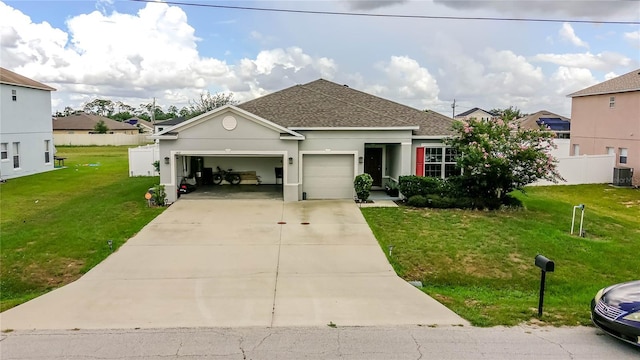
(0, 67, 56, 91)
(53, 113, 138, 131)
(237, 79, 455, 136)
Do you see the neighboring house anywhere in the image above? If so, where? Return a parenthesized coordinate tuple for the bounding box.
(53, 112, 139, 134)
(124, 117, 154, 133)
(154, 116, 188, 134)
(0, 67, 56, 179)
(454, 107, 498, 121)
(568, 69, 640, 186)
(153, 79, 455, 202)
(517, 110, 571, 138)
(517, 110, 572, 158)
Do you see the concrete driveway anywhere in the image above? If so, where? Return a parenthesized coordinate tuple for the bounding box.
(0, 199, 467, 330)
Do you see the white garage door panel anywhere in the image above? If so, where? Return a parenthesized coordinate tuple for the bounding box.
(303, 155, 354, 199)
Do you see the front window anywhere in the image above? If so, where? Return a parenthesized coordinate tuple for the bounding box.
(619, 148, 628, 164)
(12, 142, 20, 169)
(0, 143, 7, 160)
(424, 146, 459, 178)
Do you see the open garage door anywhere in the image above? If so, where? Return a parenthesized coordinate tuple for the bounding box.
(302, 154, 354, 199)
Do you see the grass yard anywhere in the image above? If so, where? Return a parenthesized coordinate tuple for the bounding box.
(361, 185, 640, 327)
(0, 146, 165, 311)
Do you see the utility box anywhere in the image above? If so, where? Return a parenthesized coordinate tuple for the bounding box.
(613, 167, 633, 186)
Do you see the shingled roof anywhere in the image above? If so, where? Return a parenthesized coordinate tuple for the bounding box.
(517, 110, 570, 131)
(568, 68, 640, 97)
(237, 79, 455, 136)
(53, 113, 138, 131)
(0, 67, 56, 91)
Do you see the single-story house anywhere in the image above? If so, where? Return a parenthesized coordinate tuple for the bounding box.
(53, 112, 139, 134)
(154, 116, 188, 134)
(124, 117, 155, 134)
(153, 79, 456, 202)
(517, 110, 571, 139)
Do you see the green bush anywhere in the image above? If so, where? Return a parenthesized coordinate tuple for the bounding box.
(407, 194, 427, 207)
(152, 184, 166, 206)
(354, 173, 373, 202)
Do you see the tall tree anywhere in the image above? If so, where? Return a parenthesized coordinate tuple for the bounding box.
(188, 91, 237, 118)
(84, 99, 115, 117)
(446, 117, 562, 205)
(490, 106, 525, 121)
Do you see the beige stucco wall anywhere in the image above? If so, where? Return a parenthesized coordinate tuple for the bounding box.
(570, 91, 640, 185)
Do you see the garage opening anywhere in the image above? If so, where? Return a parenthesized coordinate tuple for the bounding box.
(177, 155, 284, 200)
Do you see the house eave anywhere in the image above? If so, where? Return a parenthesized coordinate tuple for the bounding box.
(150, 134, 178, 140)
(289, 126, 419, 131)
(412, 135, 452, 140)
(568, 88, 640, 98)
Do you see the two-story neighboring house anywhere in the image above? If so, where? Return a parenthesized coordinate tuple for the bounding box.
(568, 69, 640, 186)
(0, 67, 56, 180)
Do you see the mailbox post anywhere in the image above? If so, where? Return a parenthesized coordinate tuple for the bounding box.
(535, 254, 555, 317)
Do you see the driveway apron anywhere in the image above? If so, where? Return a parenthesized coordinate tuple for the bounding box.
(0, 200, 467, 330)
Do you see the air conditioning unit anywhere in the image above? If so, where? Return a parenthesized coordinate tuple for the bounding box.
(613, 167, 633, 186)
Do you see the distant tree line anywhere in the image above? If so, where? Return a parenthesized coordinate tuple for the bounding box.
(54, 91, 238, 123)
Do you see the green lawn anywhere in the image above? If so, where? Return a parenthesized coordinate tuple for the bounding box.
(0, 146, 165, 311)
(361, 185, 640, 327)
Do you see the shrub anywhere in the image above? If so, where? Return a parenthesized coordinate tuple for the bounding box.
(407, 195, 427, 207)
(398, 175, 423, 198)
(354, 173, 373, 202)
(151, 184, 166, 206)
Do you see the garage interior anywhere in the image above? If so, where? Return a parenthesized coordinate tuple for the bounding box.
(176, 155, 284, 200)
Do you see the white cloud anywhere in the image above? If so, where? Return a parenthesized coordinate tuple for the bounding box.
(559, 23, 589, 48)
(342, 0, 408, 10)
(370, 55, 440, 109)
(549, 66, 595, 95)
(624, 30, 640, 48)
(532, 51, 633, 71)
(1, 1, 343, 111)
(432, 0, 640, 20)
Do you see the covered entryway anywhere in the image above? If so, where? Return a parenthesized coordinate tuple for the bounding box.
(302, 154, 355, 199)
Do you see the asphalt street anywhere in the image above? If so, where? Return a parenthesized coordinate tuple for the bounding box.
(1, 325, 639, 359)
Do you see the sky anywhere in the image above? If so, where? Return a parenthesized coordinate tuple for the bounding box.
(1, 0, 639, 118)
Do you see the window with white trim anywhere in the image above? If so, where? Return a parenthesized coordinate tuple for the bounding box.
(11, 89, 17, 101)
(424, 146, 459, 178)
(609, 96, 615, 108)
(44, 140, 51, 163)
(619, 148, 628, 164)
(12, 142, 20, 168)
(1, 143, 7, 160)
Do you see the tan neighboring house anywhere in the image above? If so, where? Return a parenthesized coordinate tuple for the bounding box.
(53, 112, 138, 134)
(454, 107, 498, 121)
(568, 68, 640, 186)
(517, 110, 571, 139)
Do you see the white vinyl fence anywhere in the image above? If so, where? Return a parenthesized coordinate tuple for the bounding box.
(54, 133, 152, 146)
(128, 144, 160, 177)
(533, 154, 615, 186)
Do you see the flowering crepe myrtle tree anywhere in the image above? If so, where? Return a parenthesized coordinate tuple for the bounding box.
(446, 117, 563, 201)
